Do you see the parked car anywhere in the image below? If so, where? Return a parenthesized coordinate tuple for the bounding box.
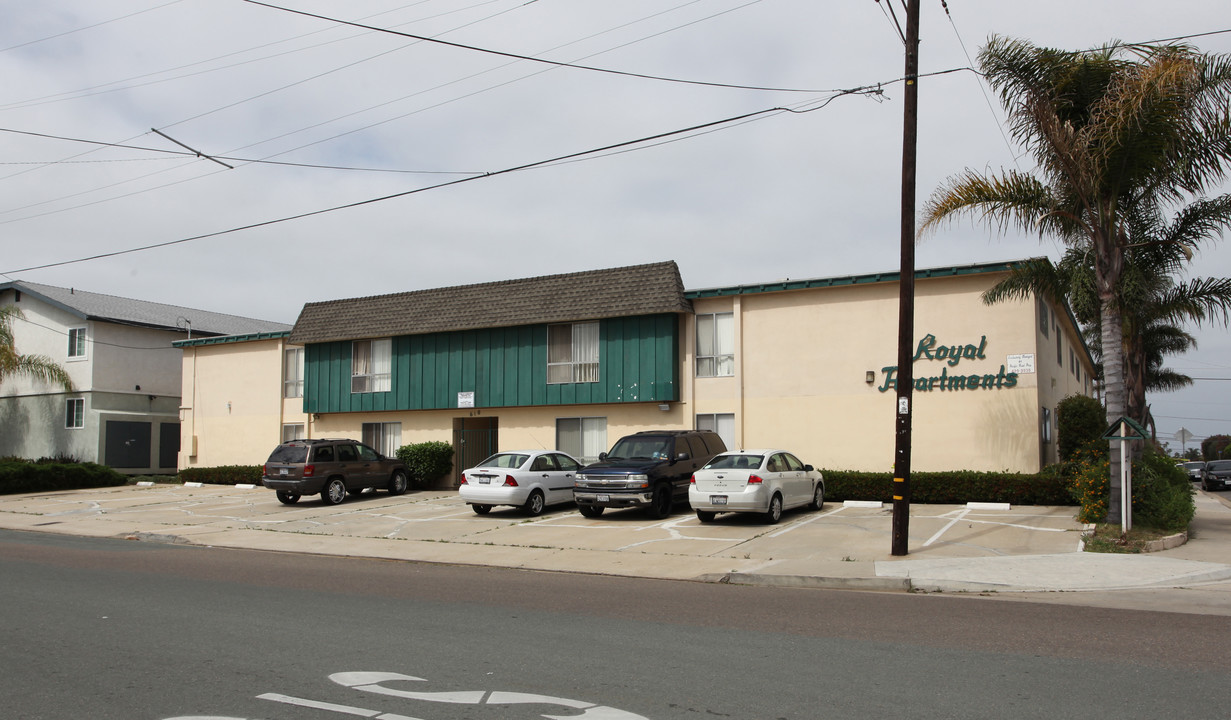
(689, 450, 824, 524)
(459, 450, 582, 516)
(1181, 461, 1206, 482)
(262, 438, 410, 505)
(1202, 460, 1231, 491)
(574, 430, 727, 519)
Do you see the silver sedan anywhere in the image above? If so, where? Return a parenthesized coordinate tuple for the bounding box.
(688, 450, 824, 524)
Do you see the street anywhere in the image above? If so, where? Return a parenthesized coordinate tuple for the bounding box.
(2, 529, 1230, 719)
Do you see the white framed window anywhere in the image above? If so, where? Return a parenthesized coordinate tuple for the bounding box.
(352, 338, 391, 393)
(284, 347, 304, 398)
(696, 313, 734, 377)
(65, 398, 84, 429)
(67, 327, 87, 359)
(1038, 298, 1050, 338)
(548, 322, 599, 384)
(696, 412, 735, 451)
(1041, 407, 1053, 444)
(282, 423, 305, 442)
(556, 416, 607, 464)
(362, 422, 402, 457)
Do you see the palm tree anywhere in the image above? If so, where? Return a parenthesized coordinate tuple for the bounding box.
(0, 306, 74, 391)
(921, 37, 1231, 522)
(984, 196, 1231, 439)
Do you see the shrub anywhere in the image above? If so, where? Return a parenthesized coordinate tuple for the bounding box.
(822, 469, 1072, 505)
(178, 465, 263, 486)
(1057, 394, 1106, 462)
(1065, 440, 1110, 523)
(1131, 449, 1195, 532)
(396, 441, 454, 487)
(0, 460, 128, 495)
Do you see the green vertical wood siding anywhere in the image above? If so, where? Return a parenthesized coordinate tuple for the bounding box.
(303, 314, 680, 413)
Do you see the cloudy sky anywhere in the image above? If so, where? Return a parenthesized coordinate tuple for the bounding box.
(2, 1, 1230, 448)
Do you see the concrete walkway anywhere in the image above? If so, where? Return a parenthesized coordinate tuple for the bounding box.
(2, 482, 1230, 613)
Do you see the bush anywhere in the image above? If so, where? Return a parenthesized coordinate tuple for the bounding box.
(396, 441, 454, 487)
(1131, 449, 1195, 532)
(1063, 441, 1194, 529)
(822, 469, 1073, 505)
(178, 465, 263, 486)
(0, 460, 128, 495)
(1057, 394, 1106, 462)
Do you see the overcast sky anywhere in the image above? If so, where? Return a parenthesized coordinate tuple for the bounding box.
(2, 1, 1230, 449)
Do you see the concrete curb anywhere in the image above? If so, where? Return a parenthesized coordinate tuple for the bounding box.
(698, 572, 912, 592)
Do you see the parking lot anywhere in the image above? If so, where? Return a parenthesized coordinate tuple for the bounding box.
(0, 483, 1087, 584)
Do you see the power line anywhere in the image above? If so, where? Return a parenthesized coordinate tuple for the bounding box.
(0, 0, 188, 54)
(241, 0, 830, 93)
(1, 106, 805, 275)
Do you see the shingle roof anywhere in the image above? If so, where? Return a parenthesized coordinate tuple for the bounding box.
(2, 281, 291, 337)
(289, 261, 692, 344)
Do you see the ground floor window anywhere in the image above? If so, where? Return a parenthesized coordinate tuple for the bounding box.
(363, 422, 402, 457)
(282, 423, 305, 442)
(1041, 407, 1053, 444)
(65, 398, 84, 429)
(696, 412, 735, 451)
(556, 416, 607, 464)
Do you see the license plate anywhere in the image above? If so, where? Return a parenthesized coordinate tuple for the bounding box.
(710, 495, 728, 505)
(597, 494, 610, 502)
(279, 468, 288, 476)
(478, 477, 491, 484)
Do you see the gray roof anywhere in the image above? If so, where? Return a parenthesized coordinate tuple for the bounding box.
(1, 281, 291, 337)
(289, 261, 692, 344)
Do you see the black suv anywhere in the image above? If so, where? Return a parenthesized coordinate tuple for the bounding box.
(573, 430, 727, 518)
(262, 439, 410, 506)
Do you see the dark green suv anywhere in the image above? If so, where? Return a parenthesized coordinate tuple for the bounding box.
(262, 438, 410, 505)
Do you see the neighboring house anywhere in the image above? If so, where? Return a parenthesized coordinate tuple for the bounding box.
(0, 281, 289, 473)
(176, 259, 1096, 481)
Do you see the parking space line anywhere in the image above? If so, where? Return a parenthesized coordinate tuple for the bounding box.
(924, 508, 970, 547)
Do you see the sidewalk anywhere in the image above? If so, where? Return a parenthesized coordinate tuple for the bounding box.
(2, 482, 1230, 613)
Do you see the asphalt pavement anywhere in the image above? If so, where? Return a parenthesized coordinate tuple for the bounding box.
(2, 481, 1230, 614)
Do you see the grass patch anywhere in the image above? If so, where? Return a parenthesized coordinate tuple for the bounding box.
(1082, 524, 1173, 553)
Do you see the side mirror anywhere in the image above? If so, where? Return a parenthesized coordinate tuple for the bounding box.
(675, 452, 690, 461)
(804, 464, 814, 472)
(599, 452, 608, 461)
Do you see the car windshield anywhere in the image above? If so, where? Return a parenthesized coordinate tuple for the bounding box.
(1207, 461, 1231, 471)
(267, 445, 308, 463)
(606, 437, 671, 461)
(476, 453, 529, 469)
(1183, 462, 1204, 470)
(704, 454, 764, 470)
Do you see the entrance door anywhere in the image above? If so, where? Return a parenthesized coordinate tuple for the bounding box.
(105, 421, 151, 469)
(452, 417, 497, 487)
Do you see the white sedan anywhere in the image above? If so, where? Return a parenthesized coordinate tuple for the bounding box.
(459, 450, 582, 516)
(688, 450, 824, 524)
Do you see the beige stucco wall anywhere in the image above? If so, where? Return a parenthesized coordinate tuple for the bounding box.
(689, 272, 1096, 473)
(180, 338, 307, 468)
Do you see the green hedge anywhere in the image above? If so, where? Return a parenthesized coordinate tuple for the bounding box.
(822, 469, 1073, 505)
(396, 441, 454, 487)
(178, 465, 264, 486)
(0, 460, 128, 495)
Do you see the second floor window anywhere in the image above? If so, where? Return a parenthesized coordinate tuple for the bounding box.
(284, 347, 304, 398)
(352, 338, 391, 393)
(696, 312, 734, 377)
(68, 327, 87, 358)
(548, 322, 599, 384)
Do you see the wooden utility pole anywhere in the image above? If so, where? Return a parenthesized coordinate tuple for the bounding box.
(891, 0, 920, 556)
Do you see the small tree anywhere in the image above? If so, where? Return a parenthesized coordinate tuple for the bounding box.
(1057, 394, 1105, 462)
(1202, 434, 1231, 461)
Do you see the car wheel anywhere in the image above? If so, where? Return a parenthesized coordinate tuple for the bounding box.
(764, 494, 783, 524)
(696, 510, 716, 523)
(388, 470, 409, 496)
(471, 504, 492, 515)
(809, 484, 824, 511)
(647, 483, 673, 519)
(275, 490, 300, 505)
(522, 490, 546, 516)
(321, 478, 347, 505)
(578, 505, 604, 518)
